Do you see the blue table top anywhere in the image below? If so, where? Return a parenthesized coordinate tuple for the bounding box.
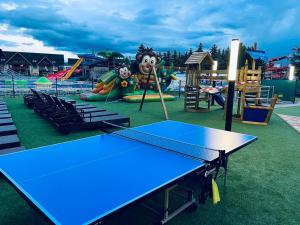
(0, 120, 256, 225)
(134, 120, 256, 156)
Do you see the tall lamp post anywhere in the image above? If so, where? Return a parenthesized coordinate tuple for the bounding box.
(225, 39, 240, 131)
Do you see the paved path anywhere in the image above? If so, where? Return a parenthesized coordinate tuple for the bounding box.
(277, 114, 300, 133)
(275, 101, 300, 108)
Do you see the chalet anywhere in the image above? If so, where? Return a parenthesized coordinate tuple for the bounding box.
(0, 49, 64, 76)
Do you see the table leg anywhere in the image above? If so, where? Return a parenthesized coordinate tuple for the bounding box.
(160, 185, 196, 224)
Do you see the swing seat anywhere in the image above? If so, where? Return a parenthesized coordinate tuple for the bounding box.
(242, 95, 278, 125)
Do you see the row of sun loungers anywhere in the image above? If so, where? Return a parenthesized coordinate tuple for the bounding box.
(0, 100, 25, 155)
(24, 89, 130, 134)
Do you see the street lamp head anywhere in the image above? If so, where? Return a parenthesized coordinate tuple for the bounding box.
(228, 39, 240, 81)
(212, 60, 218, 77)
(288, 65, 295, 80)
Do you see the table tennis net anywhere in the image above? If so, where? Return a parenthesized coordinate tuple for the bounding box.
(112, 127, 222, 162)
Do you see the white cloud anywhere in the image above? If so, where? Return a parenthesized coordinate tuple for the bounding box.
(0, 2, 18, 11)
(0, 23, 9, 31)
(0, 0, 299, 57)
(0, 32, 77, 60)
(270, 8, 299, 37)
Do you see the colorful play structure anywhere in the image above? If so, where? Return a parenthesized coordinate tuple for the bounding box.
(265, 56, 289, 79)
(231, 59, 278, 125)
(46, 43, 278, 125)
(80, 47, 176, 103)
(47, 58, 83, 81)
(47, 68, 81, 80)
(184, 49, 278, 125)
(34, 77, 52, 89)
(184, 52, 226, 112)
(47, 53, 106, 81)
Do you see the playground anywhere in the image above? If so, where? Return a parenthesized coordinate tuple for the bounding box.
(0, 95, 299, 225)
(0, 42, 300, 225)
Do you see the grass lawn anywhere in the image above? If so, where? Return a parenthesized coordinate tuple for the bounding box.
(1, 96, 300, 225)
(275, 106, 300, 117)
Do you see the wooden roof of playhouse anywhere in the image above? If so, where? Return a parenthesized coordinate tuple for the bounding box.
(184, 52, 214, 65)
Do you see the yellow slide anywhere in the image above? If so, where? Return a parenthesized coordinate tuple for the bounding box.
(61, 58, 84, 81)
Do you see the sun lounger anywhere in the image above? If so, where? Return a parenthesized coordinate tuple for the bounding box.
(0, 146, 25, 155)
(0, 134, 21, 150)
(0, 125, 17, 136)
(0, 114, 11, 119)
(0, 118, 14, 126)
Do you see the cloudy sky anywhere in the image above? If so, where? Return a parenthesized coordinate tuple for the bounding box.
(0, 0, 299, 60)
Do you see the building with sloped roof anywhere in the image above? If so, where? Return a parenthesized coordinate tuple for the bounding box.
(0, 49, 64, 76)
(184, 51, 214, 86)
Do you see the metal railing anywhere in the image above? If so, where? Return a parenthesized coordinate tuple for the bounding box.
(0, 77, 93, 98)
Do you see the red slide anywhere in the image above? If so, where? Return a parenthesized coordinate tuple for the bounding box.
(47, 69, 71, 80)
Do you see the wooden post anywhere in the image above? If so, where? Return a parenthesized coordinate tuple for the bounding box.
(153, 67, 169, 120)
(139, 67, 152, 111)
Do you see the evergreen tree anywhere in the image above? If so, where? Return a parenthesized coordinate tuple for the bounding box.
(218, 49, 226, 69)
(239, 44, 248, 68)
(197, 42, 204, 52)
(210, 44, 219, 60)
(166, 50, 171, 66)
(177, 52, 181, 66)
(184, 51, 189, 62)
(162, 52, 167, 65)
(216, 49, 222, 61)
(189, 48, 193, 56)
(173, 50, 178, 65)
(224, 47, 230, 67)
(158, 52, 162, 58)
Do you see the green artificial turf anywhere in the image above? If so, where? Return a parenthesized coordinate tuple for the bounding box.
(275, 106, 300, 117)
(1, 96, 300, 225)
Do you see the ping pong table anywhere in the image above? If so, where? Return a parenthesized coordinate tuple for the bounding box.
(0, 120, 256, 225)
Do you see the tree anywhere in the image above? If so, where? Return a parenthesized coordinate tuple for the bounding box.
(216, 49, 221, 61)
(163, 52, 167, 64)
(184, 51, 189, 60)
(166, 50, 171, 65)
(173, 50, 178, 65)
(224, 47, 230, 68)
(158, 52, 162, 59)
(210, 44, 219, 60)
(197, 42, 204, 52)
(98, 50, 124, 69)
(176, 52, 181, 66)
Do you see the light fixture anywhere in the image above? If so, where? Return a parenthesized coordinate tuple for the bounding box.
(289, 65, 295, 80)
(212, 60, 218, 77)
(228, 39, 240, 81)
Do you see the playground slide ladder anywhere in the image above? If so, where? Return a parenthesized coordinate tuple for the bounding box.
(184, 89, 199, 110)
(61, 58, 83, 81)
